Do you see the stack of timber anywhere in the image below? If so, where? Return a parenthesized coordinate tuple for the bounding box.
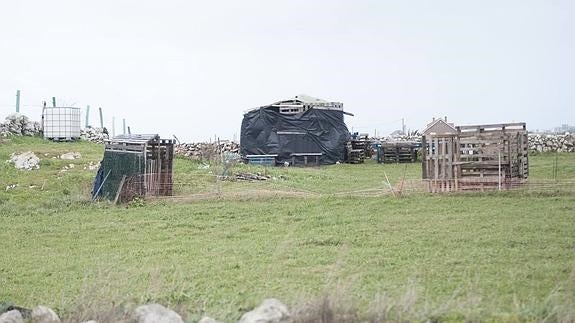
(422, 123, 528, 192)
(377, 141, 418, 163)
(346, 134, 371, 164)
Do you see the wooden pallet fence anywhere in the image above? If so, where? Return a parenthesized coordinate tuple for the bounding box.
(422, 123, 528, 192)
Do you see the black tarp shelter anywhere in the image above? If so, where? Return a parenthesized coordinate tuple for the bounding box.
(240, 95, 352, 165)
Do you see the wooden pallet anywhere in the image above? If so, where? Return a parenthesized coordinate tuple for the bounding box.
(378, 142, 418, 164)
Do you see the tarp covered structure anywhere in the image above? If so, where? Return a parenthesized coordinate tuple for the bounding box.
(92, 134, 174, 202)
(92, 149, 145, 200)
(240, 95, 352, 165)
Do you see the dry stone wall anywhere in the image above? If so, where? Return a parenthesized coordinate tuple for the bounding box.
(0, 114, 41, 137)
(174, 141, 240, 160)
(2, 114, 573, 153)
(80, 127, 109, 143)
(374, 134, 575, 153)
(528, 134, 575, 153)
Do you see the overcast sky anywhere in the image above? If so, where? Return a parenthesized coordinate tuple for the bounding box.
(1, 0, 573, 141)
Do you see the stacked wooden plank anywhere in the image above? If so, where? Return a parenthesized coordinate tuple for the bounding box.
(346, 134, 371, 164)
(378, 142, 418, 164)
(346, 141, 366, 164)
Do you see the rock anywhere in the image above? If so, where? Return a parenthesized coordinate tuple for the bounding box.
(30, 306, 61, 323)
(60, 152, 82, 160)
(83, 161, 100, 171)
(8, 151, 40, 170)
(0, 310, 24, 323)
(239, 298, 290, 323)
(198, 317, 222, 323)
(80, 321, 98, 323)
(132, 304, 183, 323)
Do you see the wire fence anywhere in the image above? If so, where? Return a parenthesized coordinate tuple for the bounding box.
(117, 172, 575, 203)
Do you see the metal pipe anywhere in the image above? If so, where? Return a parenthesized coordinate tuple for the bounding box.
(92, 170, 112, 201)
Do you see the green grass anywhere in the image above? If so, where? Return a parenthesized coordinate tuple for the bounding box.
(1, 136, 575, 322)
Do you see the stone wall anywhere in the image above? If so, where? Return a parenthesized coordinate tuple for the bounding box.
(80, 127, 109, 143)
(174, 141, 240, 160)
(373, 134, 575, 153)
(0, 114, 41, 137)
(2, 113, 572, 154)
(528, 134, 575, 153)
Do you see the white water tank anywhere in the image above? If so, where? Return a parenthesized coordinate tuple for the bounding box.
(42, 107, 81, 140)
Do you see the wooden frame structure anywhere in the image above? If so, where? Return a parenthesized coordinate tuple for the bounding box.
(103, 134, 174, 202)
(422, 123, 528, 192)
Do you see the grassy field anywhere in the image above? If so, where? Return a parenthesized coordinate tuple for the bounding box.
(1, 136, 575, 322)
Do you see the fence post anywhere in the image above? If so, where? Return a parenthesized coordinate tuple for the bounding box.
(15, 90, 20, 113)
(498, 149, 501, 191)
(85, 105, 90, 127)
(554, 152, 558, 182)
(99, 107, 104, 129)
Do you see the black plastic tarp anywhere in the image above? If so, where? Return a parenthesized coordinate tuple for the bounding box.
(240, 107, 350, 165)
(91, 151, 144, 200)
